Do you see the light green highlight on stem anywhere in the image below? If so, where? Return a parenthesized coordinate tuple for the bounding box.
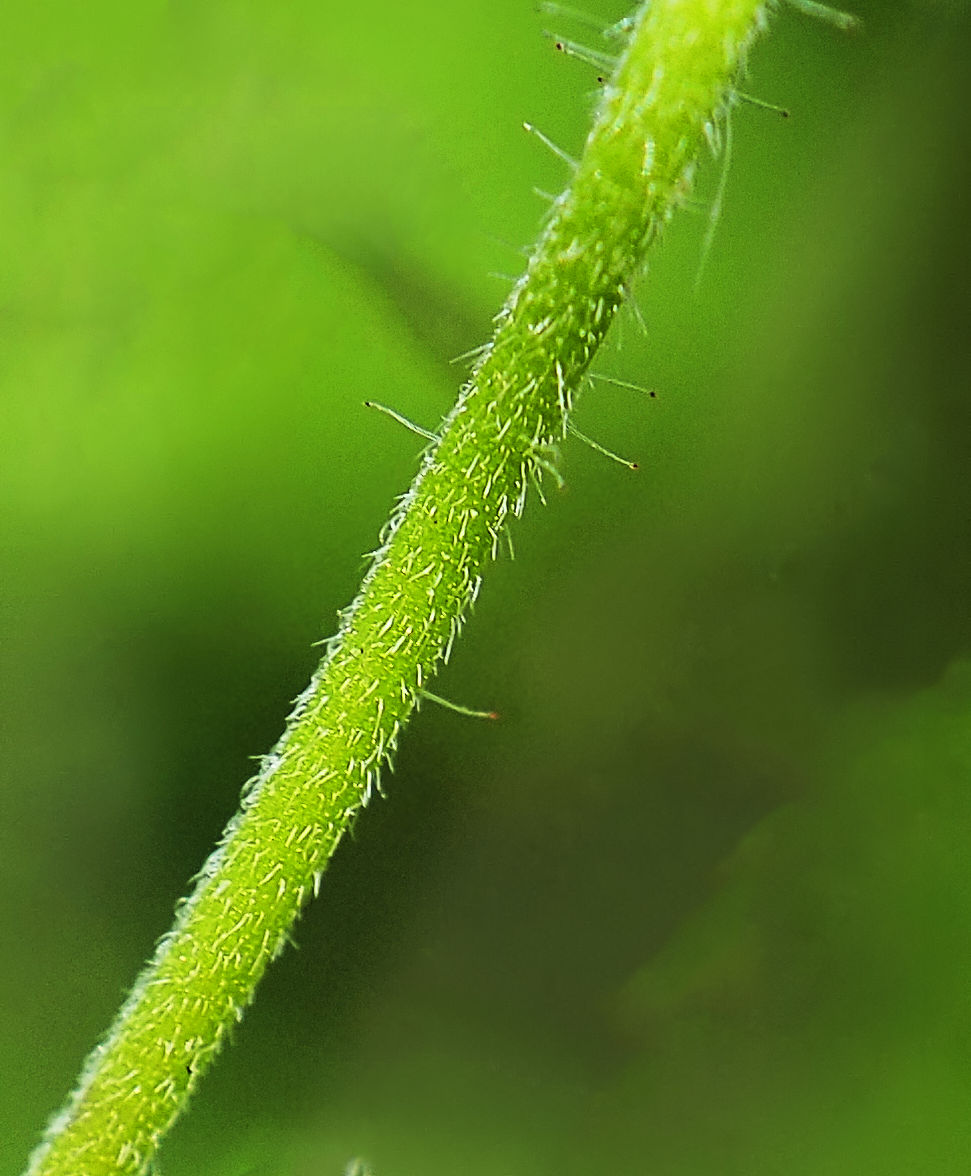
(24, 1, 770, 1172)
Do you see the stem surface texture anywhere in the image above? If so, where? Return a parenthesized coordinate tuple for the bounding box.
(26, 2, 768, 1172)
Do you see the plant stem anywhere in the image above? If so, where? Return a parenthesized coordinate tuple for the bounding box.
(25, 2, 769, 1172)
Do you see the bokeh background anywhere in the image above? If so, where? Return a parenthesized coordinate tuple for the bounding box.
(3, 1, 971, 1173)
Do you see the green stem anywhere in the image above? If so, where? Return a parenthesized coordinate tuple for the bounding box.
(25, 2, 769, 1172)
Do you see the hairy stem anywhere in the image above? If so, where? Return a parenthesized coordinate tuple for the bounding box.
(26, 2, 768, 1172)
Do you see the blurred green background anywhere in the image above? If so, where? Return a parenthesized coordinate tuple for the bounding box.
(3, 1, 971, 1173)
